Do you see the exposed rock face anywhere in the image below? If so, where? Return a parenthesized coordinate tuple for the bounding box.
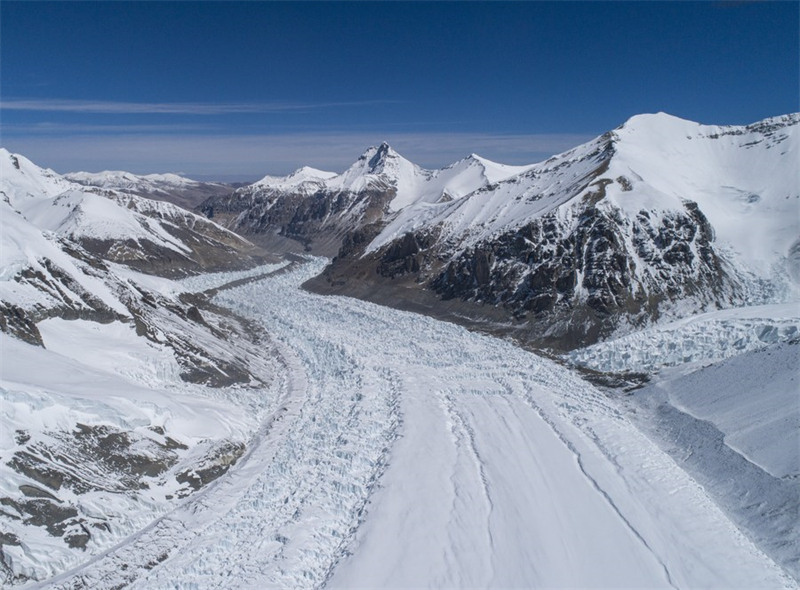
(200, 186, 395, 256)
(423, 200, 739, 348)
(309, 197, 744, 350)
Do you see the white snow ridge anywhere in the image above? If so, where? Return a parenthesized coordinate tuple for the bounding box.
(1, 112, 798, 589)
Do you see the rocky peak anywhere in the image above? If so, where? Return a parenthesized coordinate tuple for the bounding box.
(361, 142, 398, 174)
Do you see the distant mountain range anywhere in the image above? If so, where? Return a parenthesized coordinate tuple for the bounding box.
(64, 169, 230, 209)
(5, 112, 797, 351)
(196, 112, 800, 349)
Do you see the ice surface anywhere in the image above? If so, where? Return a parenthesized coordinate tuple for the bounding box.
(569, 302, 800, 374)
(174, 261, 289, 293)
(32, 258, 786, 589)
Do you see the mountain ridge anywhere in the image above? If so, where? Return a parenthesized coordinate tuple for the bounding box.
(0, 114, 798, 586)
(193, 112, 800, 349)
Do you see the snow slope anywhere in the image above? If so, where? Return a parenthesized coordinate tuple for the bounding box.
(647, 342, 798, 480)
(230, 143, 536, 216)
(0, 324, 283, 582)
(31, 258, 791, 589)
(623, 342, 799, 579)
(367, 113, 800, 282)
(568, 301, 800, 579)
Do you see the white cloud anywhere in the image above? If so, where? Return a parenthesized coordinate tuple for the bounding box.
(0, 98, 396, 115)
(3, 131, 595, 180)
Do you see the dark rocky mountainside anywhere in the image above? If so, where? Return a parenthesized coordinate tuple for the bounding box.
(198, 144, 406, 256)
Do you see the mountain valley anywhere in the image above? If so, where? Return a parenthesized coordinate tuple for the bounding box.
(1, 112, 798, 588)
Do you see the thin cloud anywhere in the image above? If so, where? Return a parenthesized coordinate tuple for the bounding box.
(0, 98, 397, 115)
(3, 131, 596, 179)
(2, 122, 219, 134)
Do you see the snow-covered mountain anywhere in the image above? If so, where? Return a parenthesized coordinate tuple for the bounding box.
(66, 169, 231, 209)
(0, 146, 280, 370)
(202, 112, 799, 349)
(0, 149, 294, 584)
(1, 139, 797, 587)
(200, 142, 535, 255)
(3, 149, 267, 281)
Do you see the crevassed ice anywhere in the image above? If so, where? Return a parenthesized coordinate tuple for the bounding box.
(569, 305, 800, 374)
(176, 261, 289, 293)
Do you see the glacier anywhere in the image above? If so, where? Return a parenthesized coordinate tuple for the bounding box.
(14, 257, 792, 589)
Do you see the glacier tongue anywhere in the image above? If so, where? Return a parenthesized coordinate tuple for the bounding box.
(35, 258, 790, 589)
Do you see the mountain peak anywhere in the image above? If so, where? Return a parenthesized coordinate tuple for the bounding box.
(287, 166, 337, 180)
(359, 142, 399, 173)
(615, 112, 703, 139)
(342, 142, 415, 181)
(252, 165, 336, 189)
(464, 153, 501, 168)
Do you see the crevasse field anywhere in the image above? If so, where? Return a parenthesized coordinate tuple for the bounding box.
(9, 258, 795, 589)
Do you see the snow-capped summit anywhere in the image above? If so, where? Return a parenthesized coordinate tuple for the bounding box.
(1, 148, 74, 203)
(602, 110, 800, 273)
(329, 143, 431, 210)
(288, 165, 337, 182)
(362, 141, 395, 174)
(199, 142, 540, 255)
(251, 166, 337, 191)
(426, 153, 535, 199)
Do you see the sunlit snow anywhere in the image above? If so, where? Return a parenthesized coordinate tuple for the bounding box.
(17, 258, 789, 589)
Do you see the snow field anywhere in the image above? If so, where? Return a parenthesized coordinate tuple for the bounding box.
(1, 334, 257, 582)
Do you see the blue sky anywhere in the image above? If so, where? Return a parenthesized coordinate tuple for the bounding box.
(2, 1, 797, 181)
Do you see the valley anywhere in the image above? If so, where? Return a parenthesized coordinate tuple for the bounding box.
(10, 258, 796, 589)
(0, 111, 798, 588)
